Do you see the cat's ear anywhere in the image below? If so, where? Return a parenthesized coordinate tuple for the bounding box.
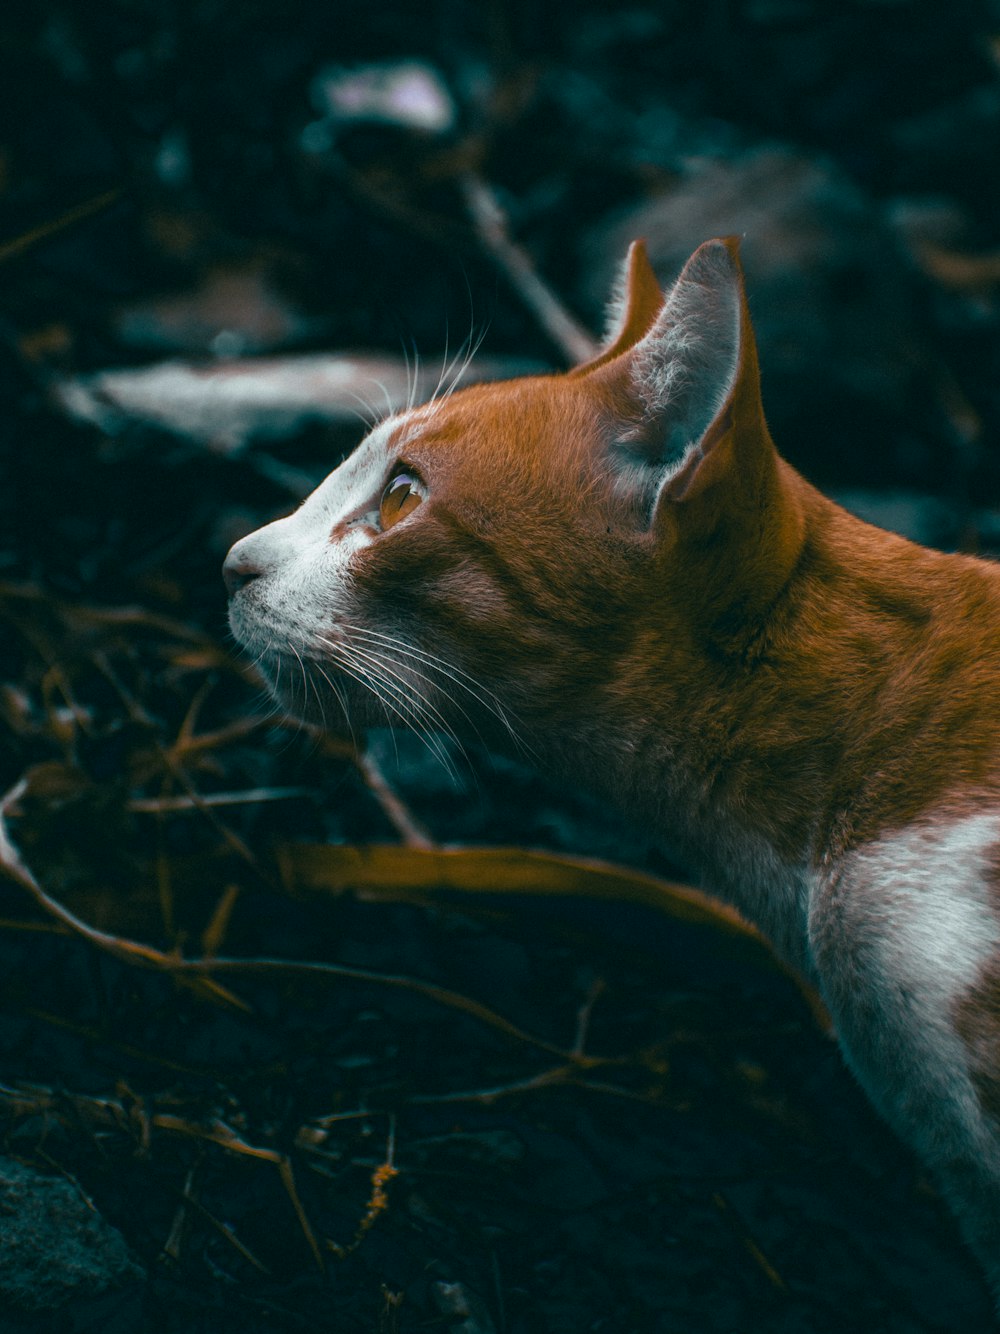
(597, 236, 766, 520)
(570, 240, 664, 375)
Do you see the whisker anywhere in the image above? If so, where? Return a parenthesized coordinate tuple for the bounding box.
(401, 336, 422, 414)
(409, 341, 422, 411)
(325, 640, 460, 780)
(333, 638, 465, 779)
(306, 661, 331, 732)
(289, 642, 324, 728)
(344, 625, 529, 757)
(444, 324, 488, 400)
(312, 661, 359, 751)
(342, 387, 384, 429)
(437, 328, 474, 403)
(427, 321, 452, 407)
(318, 644, 394, 726)
(348, 641, 466, 778)
(366, 375, 397, 424)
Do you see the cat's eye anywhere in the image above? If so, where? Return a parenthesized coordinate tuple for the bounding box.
(379, 471, 423, 530)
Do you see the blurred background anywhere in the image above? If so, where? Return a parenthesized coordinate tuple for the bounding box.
(2, 3, 1000, 1332)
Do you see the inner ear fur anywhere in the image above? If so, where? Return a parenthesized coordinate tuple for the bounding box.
(633, 238, 743, 471)
(570, 239, 664, 375)
(592, 236, 770, 512)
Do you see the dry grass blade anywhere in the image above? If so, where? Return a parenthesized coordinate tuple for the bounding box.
(280, 841, 831, 1029)
(150, 1114, 285, 1164)
(282, 841, 759, 933)
(572, 977, 605, 1058)
(163, 1166, 197, 1263)
(278, 1157, 326, 1271)
(0, 918, 68, 936)
(188, 956, 572, 1058)
(20, 1011, 241, 1076)
(0, 582, 218, 648)
(200, 884, 242, 957)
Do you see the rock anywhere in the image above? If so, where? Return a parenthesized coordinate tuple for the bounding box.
(310, 60, 457, 136)
(114, 261, 323, 357)
(432, 1280, 498, 1334)
(0, 1156, 144, 1313)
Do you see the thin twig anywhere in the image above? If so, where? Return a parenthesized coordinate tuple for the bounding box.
(170, 1172, 273, 1275)
(129, 787, 315, 813)
(0, 189, 123, 265)
(89, 659, 271, 882)
(572, 977, 605, 1058)
(327, 1115, 399, 1260)
(407, 1063, 577, 1105)
(460, 172, 598, 365)
(0, 780, 574, 1060)
(168, 716, 277, 758)
(712, 1190, 789, 1294)
(354, 747, 435, 848)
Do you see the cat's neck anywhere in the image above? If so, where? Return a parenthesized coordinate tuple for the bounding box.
(538, 478, 1000, 963)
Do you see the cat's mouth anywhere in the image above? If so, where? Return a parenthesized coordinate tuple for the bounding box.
(228, 588, 378, 724)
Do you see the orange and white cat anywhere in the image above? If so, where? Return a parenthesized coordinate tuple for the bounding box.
(225, 238, 1000, 1300)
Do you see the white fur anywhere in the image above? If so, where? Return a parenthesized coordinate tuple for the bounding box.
(225, 418, 401, 669)
(299, 418, 398, 532)
(810, 814, 1000, 1133)
(864, 815, 1000, 1006)
(601, 249, 634, 345)
(806, 811, 1000, 1292)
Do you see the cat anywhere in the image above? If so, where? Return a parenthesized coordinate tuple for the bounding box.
(225, 237, 1000, 1302)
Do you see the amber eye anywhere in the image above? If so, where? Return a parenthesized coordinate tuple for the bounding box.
(379, 471, 423, 530)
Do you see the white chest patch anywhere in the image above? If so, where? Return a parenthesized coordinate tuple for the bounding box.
(809, 809, 1000, 1165)
(848, 812, 1000, 1005)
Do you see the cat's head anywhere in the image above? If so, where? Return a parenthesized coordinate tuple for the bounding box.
(224, 239, 804, 753)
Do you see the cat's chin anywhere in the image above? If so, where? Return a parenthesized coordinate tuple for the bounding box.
(254, 649, 383, 732)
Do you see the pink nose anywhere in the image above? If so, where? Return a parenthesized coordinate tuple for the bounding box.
(222, 546, 264, 597)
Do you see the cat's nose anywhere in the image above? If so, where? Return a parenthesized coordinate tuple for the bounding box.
(223, 542, 265, 597)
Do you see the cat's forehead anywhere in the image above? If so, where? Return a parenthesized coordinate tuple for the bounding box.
(383, 373, 602, 471)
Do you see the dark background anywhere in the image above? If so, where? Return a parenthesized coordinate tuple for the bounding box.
(2, 2, 1000, 1331)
